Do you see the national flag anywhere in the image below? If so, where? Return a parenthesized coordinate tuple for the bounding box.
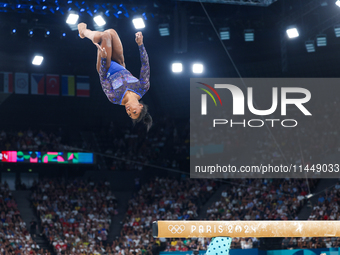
(0, 72, 13, 93)
(76, 76, 90, 97)
(61, 75, 75, 96)
(31, 73, 45, 95)
(15, 73, 29, 94)
(46, 74, 60, 96)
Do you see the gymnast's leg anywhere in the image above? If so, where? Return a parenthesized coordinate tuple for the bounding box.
(103, 29, 125, 68)
(78, 23, 125, 72)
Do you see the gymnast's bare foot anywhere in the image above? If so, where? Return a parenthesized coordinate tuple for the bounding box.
(78, 22, 87, 39)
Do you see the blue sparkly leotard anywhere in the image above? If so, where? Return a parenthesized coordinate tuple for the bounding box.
(98, 44, 150, 105)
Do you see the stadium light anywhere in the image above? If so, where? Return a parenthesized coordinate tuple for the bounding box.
(172, 63, 182, 73)
(66, 13, 79, 24)
(244, 29, 254, 42)
(192, 63, 203, 74)
(219, 27, 230, 40)
(286, 26, 299, 39)
(28, 29, 34, 37)
(334, 25, 340, 37)
(94, 15, 106, 26)
(32, 55, 44, 66)
(336, 0, 340, 7)
(132, 17, 145, 29)
(305, 40, 315, 53)
(45, 30, 50, 38)
(159, 24, 170, 36)
(11, 29, 16, 35)
(316, 34, 327, 46)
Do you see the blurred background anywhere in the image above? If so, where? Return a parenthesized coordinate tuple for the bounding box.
(1, 0, 340, 254)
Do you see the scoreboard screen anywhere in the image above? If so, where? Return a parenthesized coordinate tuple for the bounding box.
(0, 151, 94, 164)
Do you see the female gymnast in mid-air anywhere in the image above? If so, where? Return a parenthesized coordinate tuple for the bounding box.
(78, 23, 152, 131)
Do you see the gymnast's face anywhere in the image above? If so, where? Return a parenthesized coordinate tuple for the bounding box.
(125, 102, 143, 119)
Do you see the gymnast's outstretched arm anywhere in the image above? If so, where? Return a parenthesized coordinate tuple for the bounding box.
(135, 32, 150, 90)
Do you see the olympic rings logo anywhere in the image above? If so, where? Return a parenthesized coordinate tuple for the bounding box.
(168, 225, 185, 234)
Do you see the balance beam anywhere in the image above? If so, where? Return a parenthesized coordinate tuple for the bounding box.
(152, 221, 340, 238)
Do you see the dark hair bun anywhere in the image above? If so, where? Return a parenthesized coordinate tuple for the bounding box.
(143, 113, 153, 132)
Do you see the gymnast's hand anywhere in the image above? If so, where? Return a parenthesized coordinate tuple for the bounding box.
(94, 43, 107, 58)
(135, 32, 143, 46)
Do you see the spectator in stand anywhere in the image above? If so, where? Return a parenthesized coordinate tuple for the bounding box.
(252, 99, 340, 166)
(98, 117, 189, 172)
(318, 195, 325, 204)
(205, 178, 317, 249)
(0, 128, 82, 152)
(0, 182, 35, 255)
(117, 176, 218, 254)
(31, 178, 117, 254)
(30, 218, 38, 239)
(297, 181, 340, 248)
